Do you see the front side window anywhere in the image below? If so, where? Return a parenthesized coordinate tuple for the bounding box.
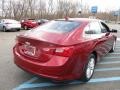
(100, 22, 109, 33)
(32, 20, 81, 33)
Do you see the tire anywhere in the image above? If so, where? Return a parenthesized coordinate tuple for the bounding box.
(24, 26, 28, 30)
(17, 29, 20, 31)
(109, 40, 116, 53)
(81, 54, 96, 82)
(3, 27, 7, 32)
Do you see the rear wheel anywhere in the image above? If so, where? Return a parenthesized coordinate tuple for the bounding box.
(109, 40, 116, 53)
(3, 27, 7, 32)
(24, 26, 28, 30)
(81, 54, 96, 82)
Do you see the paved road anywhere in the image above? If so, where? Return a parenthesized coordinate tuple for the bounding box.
(0, 24, 120, 90)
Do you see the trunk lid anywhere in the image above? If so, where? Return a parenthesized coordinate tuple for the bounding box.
(17, 35, 62, 63)
(21, 30, 71, 45)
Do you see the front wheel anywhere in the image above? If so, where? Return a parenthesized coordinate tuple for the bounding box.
(81, 54, 96, 82)
(109, 40, 116, 53)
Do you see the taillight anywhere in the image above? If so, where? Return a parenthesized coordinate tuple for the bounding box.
(42, 48, 54, 54)
(55, 47, 74, 57)
(42, 46, 74, 57)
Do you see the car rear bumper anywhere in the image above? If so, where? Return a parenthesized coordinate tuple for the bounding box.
(13, 47, 77, 81)
(6, 25, 21, 30)
(22, 24, 37, 29)
(6, 27, 21, 31)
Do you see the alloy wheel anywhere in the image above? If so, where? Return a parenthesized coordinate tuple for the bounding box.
(86, 57, 95, 79)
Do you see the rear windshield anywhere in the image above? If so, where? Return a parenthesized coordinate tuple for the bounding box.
(3, 19, 19, 23)
(33, 20, 80, 33)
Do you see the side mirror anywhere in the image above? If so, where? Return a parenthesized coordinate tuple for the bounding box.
(110, 29, 118, 33)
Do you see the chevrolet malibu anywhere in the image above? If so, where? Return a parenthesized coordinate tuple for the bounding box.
(13, 18, 117, 82)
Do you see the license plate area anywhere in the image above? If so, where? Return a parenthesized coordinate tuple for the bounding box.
(23, 44, 36, 56)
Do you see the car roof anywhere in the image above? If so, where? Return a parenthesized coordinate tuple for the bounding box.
(56, 18, 102, 22)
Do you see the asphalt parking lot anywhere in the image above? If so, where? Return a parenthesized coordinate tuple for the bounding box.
(0, 24, 120, 90)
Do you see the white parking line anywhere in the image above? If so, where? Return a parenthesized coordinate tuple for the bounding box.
(103, 56, 120, 59)
(95, 67, 120, 71)
(110, 53, 120, 54)
(13, 76, 120, 90)
(99, 61, 120, 64)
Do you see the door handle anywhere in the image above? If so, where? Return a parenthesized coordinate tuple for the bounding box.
(98, 38, 106, 42)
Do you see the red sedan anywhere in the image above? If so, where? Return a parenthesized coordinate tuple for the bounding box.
(21, 19, 38, 30)
(13, 18, 117, 82)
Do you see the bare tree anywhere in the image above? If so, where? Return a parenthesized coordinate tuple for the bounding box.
(0, 0, 117, 21)
(36, 0, 46, 19)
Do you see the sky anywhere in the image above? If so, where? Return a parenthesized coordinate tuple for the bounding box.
(1, 0, 120, 12)
(82, 0, 120, 12)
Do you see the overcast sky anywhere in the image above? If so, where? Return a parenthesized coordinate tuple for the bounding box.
(82, 0, 120, 11)
(2, 0, 120, 12)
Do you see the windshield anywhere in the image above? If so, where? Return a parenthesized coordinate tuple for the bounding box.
(33, 20, 80, 33)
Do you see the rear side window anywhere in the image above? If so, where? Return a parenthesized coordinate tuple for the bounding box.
(84, 22, 101, 34)
(33, 20, 80, 33)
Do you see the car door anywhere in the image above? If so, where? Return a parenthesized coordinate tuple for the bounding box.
(85, 21, 109, 56)
(84, 21, 107, 56)
(99, 21, 114, 53)
(92, 21, 113, 56)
